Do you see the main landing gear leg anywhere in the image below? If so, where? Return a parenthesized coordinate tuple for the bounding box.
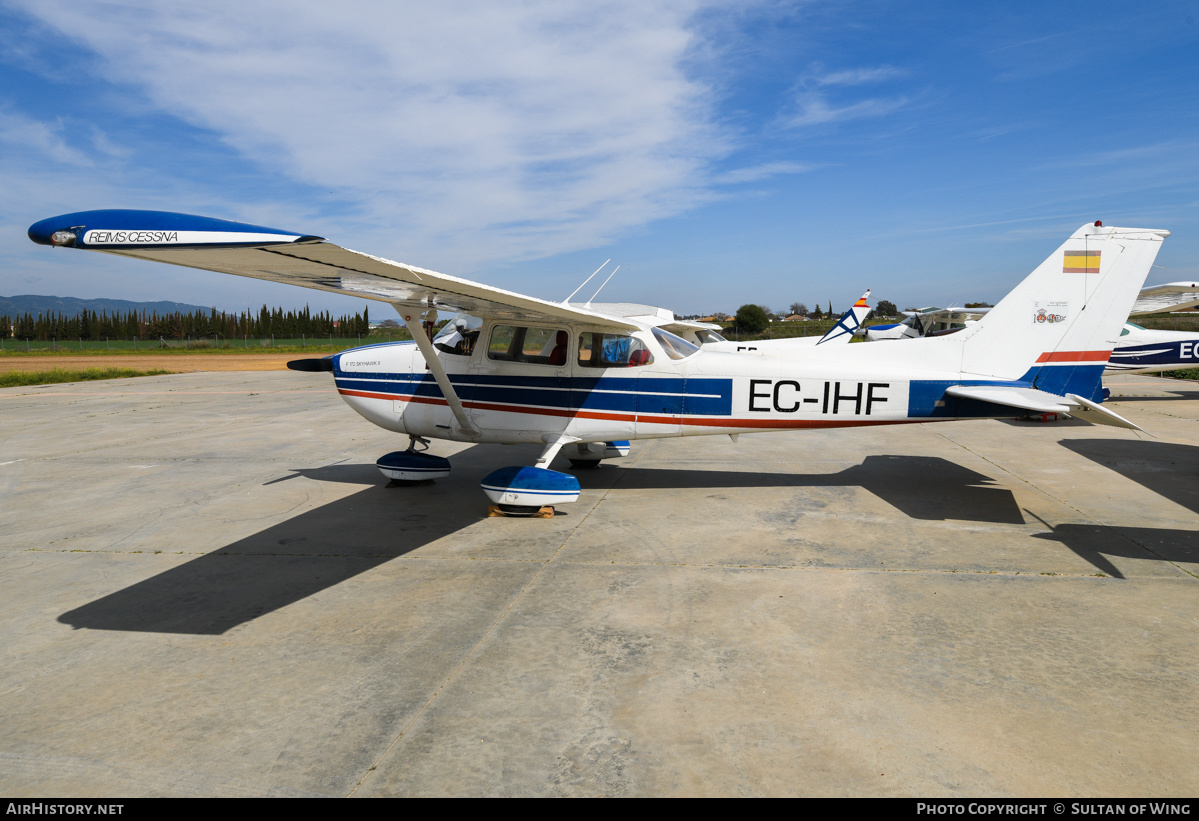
(481, 437, 582, 518)
(376, 436, 452, 485)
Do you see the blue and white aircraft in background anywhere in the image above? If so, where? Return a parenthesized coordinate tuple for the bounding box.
(1107, 282, 1199, 373)
(1103, 322, 1199, 374)
(29, 211, 1167, 514)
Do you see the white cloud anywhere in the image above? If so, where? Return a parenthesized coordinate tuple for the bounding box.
(8, 1, 745, 269)
(808, 66, 903, 87)
(783, 96, 909, 128)
(0, 107, 93, 166)
(713, 161, 816, 184)
(780, 63, 908, 130)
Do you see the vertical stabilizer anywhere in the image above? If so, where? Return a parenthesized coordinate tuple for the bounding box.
(816, 290, 871, 345)
(958, 223, 1169, 400)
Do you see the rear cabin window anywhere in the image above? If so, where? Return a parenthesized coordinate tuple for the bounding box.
(487, 325, 569, 365)
(577, 332, 653, 368)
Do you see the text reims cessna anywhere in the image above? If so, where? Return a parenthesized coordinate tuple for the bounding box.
(29, 211, 1169, 514)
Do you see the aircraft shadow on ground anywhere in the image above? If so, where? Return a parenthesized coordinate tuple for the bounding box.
(59, 451, 1018, 635)
(1059, 438, 1199, 516)
(58, 447, 523, 636)
(1032, 524, 1199, 579)
(600, 454, 1025, 524)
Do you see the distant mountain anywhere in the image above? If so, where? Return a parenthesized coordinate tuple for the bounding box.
(0, 295, 214, 317)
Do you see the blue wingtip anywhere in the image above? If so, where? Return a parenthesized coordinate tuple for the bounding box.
(27, 216, 62, 246)
(27, 209, 320, 248)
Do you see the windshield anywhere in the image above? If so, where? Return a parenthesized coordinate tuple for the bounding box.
(695, 329, 727, 344)
(652, 327, 700, 360)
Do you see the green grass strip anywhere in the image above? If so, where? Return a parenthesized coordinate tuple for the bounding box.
(0, 367, 175, 388)
(1160, 368, 1199, 381)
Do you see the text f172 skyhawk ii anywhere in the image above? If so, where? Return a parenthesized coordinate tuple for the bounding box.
(29, 211, 1168, 513)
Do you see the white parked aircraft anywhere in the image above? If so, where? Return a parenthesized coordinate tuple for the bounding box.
(859, 293, 1199, 375)
(701, 291, 873, 354)
(862, 306, 990, 341)
(28, 212, 1167, 514)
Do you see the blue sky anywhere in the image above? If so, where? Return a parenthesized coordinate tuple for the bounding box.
(2, 1, 1197, 317)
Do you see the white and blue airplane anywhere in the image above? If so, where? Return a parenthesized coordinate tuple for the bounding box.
(28, 211, 1168, 514)
(1105, 323, 1199, 374)
(1110, 281, 1199, 374)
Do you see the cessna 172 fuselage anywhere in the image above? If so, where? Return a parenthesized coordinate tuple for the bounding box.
(28, 210, 1169, 513)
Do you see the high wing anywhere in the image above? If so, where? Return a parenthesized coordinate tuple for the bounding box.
(27, 209, 640, 331)
(577, 302, 723, 339)
(910, 306, 991, 324)
(1130, 282, 1199, 315)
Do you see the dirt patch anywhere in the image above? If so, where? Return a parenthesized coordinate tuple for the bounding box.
(0, 353, 302, 374)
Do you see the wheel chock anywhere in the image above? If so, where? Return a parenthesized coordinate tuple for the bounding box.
(488, 504, 556, 519)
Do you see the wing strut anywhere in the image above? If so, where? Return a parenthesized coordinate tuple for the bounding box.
(396, 306, 480, 438)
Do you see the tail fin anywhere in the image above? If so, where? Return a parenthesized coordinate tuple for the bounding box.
(816, 290, 871, 346)
(959, 223, 1169, 400)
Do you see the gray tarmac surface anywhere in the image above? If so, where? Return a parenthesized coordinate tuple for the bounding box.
(1, 370, 1196, 797)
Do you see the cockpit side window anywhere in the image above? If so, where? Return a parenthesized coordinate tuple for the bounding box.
(577, 332, 653, 368)
(433, 315, 483, 356)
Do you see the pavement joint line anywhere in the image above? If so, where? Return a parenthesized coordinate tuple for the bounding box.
(345, 455, 613, 798)
(0, 390, 329, 398)
(5, 546, 1154, 578)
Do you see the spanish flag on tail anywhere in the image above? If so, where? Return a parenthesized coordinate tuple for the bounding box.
(1063, 249, 1100, 273)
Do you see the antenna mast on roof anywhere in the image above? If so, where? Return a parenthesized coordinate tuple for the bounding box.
(586, 266, 620, 308)
(563, 260, 610, 305)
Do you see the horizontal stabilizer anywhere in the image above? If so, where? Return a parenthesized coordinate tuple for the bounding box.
(945, 385, 1146, 432)
(1063, 393, 1145, 432)
(944, 385, 1072, 414)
